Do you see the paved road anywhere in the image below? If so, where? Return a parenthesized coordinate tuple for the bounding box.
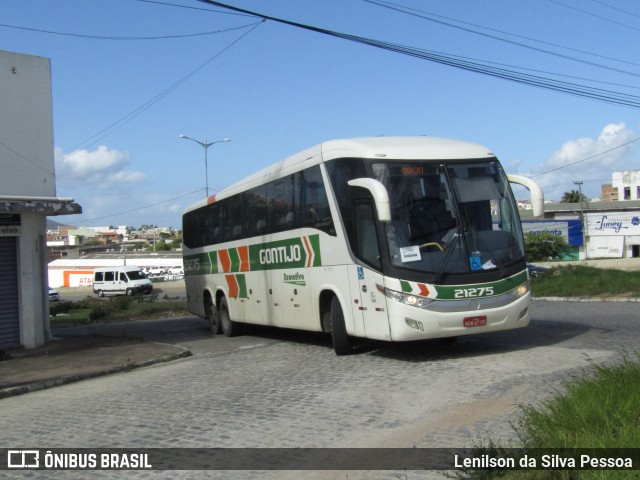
(1, 300, 636, 479)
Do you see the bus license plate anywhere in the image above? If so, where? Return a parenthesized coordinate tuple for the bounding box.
(463, 315, 487, 327)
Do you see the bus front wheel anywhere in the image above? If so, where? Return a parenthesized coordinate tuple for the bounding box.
(330, 297, 352, 355)
(219, 296, 241, 337)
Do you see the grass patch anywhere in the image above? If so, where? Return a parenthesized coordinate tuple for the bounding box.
(49, 295, 188, 325)
(531, 265, 640, 298)
(107, 300, 188, 321)
(50, 308, 93, 324)
(458, 354, 640, 479)
(516, 354, 640, 449)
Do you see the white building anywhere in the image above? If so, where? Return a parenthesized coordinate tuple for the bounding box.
(541, 201, 640, 260)
(0, 50, 81, 349)
(612, 171, 640, 201)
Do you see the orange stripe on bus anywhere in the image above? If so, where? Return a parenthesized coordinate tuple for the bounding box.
(219, 249, 231, 273)
(225, 275, 239, 298)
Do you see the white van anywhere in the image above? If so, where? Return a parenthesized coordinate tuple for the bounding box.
(93, 266, 153, 297)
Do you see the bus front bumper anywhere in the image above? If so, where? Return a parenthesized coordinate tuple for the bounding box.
(385, 291, 531, 342)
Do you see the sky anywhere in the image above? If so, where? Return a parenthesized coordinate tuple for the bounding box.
(2, 0, 640, 229)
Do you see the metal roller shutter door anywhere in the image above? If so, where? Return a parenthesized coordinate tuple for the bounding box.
(0, 237, 19, 348)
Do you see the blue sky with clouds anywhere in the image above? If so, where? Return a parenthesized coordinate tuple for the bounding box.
(3, 0, 640, 228)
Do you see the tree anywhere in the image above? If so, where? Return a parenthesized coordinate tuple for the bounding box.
(561, 190, 587, 203)
(525, 233, 568, 261)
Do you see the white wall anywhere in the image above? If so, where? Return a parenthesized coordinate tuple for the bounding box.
(0, 51, 56, 197)
(612, 171, 640, 201)
(19, 213, 50, 348)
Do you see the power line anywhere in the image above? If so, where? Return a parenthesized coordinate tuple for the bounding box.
(587, 0, 640, 20)
(72, 188, 203, 224)
(0, 140, 55, 176)
(67, 20, 264, 152)
(0, 21, 258, 41)
(531, 136, 640, 178)
(196, 0, 640, 109)
(365, 0, 640, 72)
(132, 0, 255, 17)
(548, 0, 640, 32)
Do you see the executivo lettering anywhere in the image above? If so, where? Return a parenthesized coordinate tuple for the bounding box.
(283, 272, 306, 286)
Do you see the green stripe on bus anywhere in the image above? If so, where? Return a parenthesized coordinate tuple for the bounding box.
(248, 234, 321, 271)
(228, 248, 240, 273)
(184, 234, 322, 275)
(433, 270, 528, 300)
(237, 274, 248, 298)
(208, 251, 218, 274)
(308, 234, 322, 267)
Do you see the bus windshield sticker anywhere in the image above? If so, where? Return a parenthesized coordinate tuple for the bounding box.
(482, 259, 497, 270)
(400, 246, 421, 263)
(469, 255, 482, 271)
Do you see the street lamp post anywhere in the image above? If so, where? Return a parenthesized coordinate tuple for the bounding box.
(179, 135, 231, 198)
(574, 180, 586, 259)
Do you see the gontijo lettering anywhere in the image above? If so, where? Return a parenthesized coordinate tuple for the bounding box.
(259, 244, 301, 265)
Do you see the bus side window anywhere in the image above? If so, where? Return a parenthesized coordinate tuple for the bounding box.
(300, 166, 335, 235)
(245, 185, 267, 237)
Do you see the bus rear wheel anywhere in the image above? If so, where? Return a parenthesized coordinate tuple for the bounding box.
(219, 296, 241, 337)
(205, 293, 220, 334)
(330, 296, 352, 355)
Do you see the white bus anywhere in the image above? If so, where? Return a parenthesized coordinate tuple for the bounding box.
(182, 136, 543, 355)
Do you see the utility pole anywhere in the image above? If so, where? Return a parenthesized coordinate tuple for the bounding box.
(574, 180, 587, 259)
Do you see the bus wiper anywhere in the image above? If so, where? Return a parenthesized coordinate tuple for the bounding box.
(433, 225, 462, 285)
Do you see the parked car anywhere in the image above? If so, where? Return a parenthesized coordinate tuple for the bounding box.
(48, 287, 60, 302)
(527, 263, 550, 278)
(168, 266, 184, 275)
(147, 267, 166, 277)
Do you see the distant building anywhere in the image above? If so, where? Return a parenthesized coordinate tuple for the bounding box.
(609, 171, 640, 201)
(539, 201, 640, 260)
(0, 50, 81, 349)
(601, 184, 618, 202)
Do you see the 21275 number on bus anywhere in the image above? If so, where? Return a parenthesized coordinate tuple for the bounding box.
(453, 286, 494, 298)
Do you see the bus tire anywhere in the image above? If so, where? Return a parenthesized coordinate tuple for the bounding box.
(205, 293, 220, 335)
(126, 288, 133, 296)
(219, 296, 241, 337)
(97, 290, 104, 298)
(330, 296, 352, 355)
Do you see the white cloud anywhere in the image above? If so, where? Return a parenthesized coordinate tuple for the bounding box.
(525, 122, 636, 201)
(55, 145, 146, 187)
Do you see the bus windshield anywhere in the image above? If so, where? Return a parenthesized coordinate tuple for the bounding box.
(373, 161, 525, 276)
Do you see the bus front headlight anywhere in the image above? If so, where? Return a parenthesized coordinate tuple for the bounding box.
(508, 281, 530, 299)
(377, 284, 434, 309)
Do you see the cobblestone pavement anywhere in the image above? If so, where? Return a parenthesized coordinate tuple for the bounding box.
(1, 300, 637, 480)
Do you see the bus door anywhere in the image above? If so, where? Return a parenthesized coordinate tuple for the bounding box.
(348, 202, 391, 341)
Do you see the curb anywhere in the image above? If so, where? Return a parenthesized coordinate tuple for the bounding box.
(533, 297, 640, 303)
(0, 345, 192, 400)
